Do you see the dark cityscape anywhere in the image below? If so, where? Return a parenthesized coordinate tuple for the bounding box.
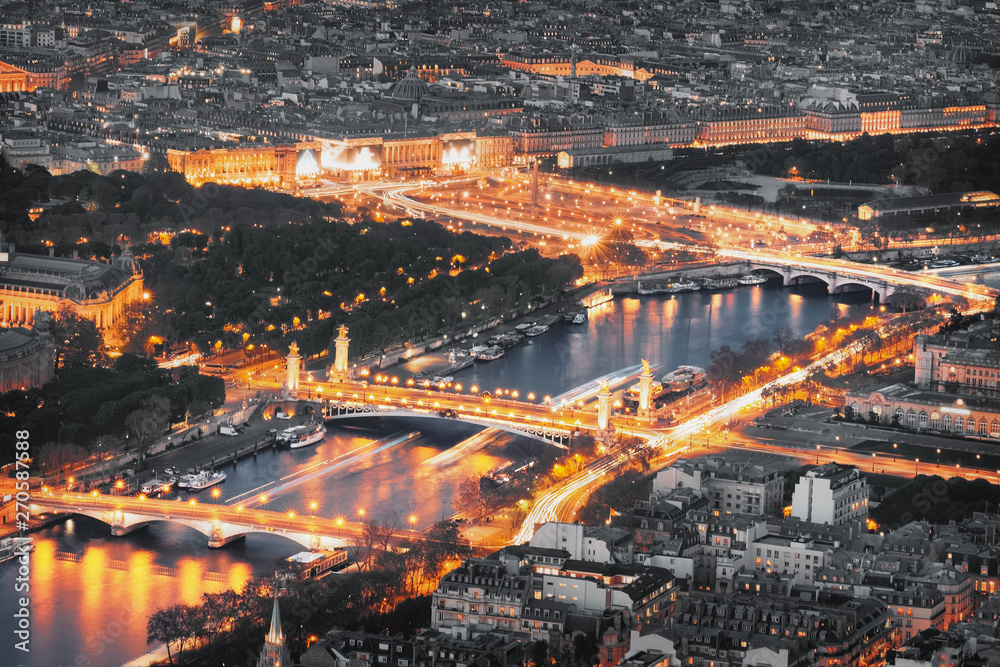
(2, 0, 1000, 665)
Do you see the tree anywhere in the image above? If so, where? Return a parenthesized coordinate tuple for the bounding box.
(531, 640, 550, 667)
(422, 519, 471, 579)
(147, 605, 184, 665)
(125, 395, 170, 465)
(573, 633, 600, 667)
(52, 307, 107, 372)
(37, 441, 88, 482)
(142, 153, 171, 175)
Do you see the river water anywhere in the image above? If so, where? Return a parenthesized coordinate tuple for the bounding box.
(0, 281, 868, 667)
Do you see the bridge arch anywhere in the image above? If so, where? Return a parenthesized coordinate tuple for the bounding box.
(325, 405, 572, 448)
(35, 505, 349, 550)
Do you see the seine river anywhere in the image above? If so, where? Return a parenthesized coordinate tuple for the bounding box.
(0, 281, 867, 667)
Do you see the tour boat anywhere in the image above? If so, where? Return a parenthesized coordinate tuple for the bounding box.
(187, 470, 227, 491)
(177, 474, 197, 489)
(280, 422, 327, 449)
(702, 277, 738, 290)
(476, 346, 505, 361)
(582, 289, 613, 308)
(497, 332, 524, 347)
(525, 324, 549, 337)
(738, 273, 768, 286)
(571, 312, 587, 325)
(514, 322, 536, 332)
(0, 537, 34, 564)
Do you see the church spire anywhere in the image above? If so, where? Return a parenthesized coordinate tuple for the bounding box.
(266, 591, 284, 645)
(258, 588, 292, 667)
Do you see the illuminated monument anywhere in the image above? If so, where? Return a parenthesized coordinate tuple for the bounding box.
(329, 324, 350, 383)
(285, 341, 301, 398)
(597, 380, 613, 434)
(638, 359, 654, 420)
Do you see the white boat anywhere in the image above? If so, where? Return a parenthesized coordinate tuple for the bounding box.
(0, 537, 34, 564)
(177, 474, 197, 489)
(280, 422, 327, 449)
(188, 470, 227, 491)
(738, 273, 768, 286)
(514, 322, 536, 332)
(675, 280, 701, 292)
(702, 277, 738, 290)
(571, 312, 587, 325)
(525, 324, 549, 337)
(476, 346, 505, 361)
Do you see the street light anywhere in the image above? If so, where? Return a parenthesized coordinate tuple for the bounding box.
(915, 458, 919, 475)
(408, 514, 417, 530)
(892, 443, 897, 461)
(816, 444, 820, 464)
(871, 452, 876, 472)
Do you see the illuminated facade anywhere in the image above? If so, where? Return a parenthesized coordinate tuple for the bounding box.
(319, 131, 512, 181)
(857, 191, 1000, 221)
(915, 331, 1000, 398)
(0, 316, 55, 392)
(604, 121, 697, 148)
(697, 114, 806, 146)
(0, 60, 30, 92)
(0, 235, 144, 331)
(166, 142, 316, 188)
(511, 126, 604, 156)
(846, 383, 1000, 439)
(500, 54, 655, 81)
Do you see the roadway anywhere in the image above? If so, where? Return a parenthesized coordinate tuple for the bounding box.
(510, 315, 933, 543)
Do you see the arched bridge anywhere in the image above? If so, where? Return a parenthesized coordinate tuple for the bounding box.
(720, 249, 1000, 303)
(325, 403, 573, 448)
(744, 263, 896, 301)
(33, 492, 353, 549)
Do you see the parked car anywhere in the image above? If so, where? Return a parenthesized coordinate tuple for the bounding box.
(275, 411, 291, 420)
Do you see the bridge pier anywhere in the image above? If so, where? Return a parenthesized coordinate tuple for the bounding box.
(208, 533, 246, 548)
(111, 522, 150, 537)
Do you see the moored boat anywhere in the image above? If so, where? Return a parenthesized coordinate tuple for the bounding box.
(476, 346, 505, 361)
(525, 324, 549, 337)
(582, 288, 613, 308)
(702, 277, 739, 290)
(280, 422, 327, 449)
(738, 273, 768, 286)
(0, 537, 34, 564)
(187, 470, 227, 491)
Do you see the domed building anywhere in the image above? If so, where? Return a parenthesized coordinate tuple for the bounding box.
(0, 310, 54, 392)
(948, 45, 977, 64)
(0, 234, 144, 331)
(389, 66, 430, 105)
